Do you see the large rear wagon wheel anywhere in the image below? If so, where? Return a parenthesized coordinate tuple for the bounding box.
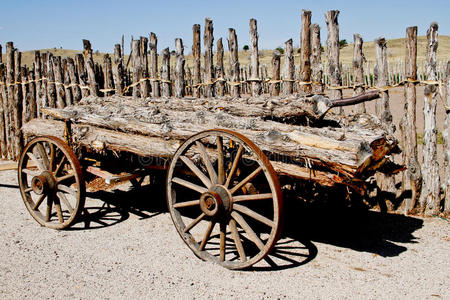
(18, 136, 85, 230)
(167, 129, 283, 269)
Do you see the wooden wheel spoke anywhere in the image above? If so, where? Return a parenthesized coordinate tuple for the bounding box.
(199, 220, 216, 251)
(183, 213, 206, 233)
(220, 222, 226, 262)
(233, 204, 274, 227)
(173, 199, 200, 209)
(233, 193, 273, 202)
(230, 166, 263, 194)
(58, 185, 78, 197)
(45, 194, 54, 222)
(54, 198, 64, 223)
(54, 156, 66, 176)
(180, 155, 212, 188)
(229, 219, 247, 262)
(195, 141, 218, 185)
(26, 152, 45, 172)
(216, 136, 225, 185)
(172, 177, 208, 194)
(57, 191, 74, 214)
(22, 168, 40, 177)
(231, 211, 265, 251)
(56, 172, 75, 184)
(35, 143, 50, 170)
(32, 194, 47, 211)
(49, 144, 56, 171)
(24, 187, 33, 193)
(225, 144, 243, 188)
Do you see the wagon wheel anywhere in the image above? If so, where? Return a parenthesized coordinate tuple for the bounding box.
(167, 129, 283, 269)
(18, 136, 85, 230)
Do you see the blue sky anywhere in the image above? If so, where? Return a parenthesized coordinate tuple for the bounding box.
(0, 0, 449, 53)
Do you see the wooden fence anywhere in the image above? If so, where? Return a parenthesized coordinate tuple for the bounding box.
(0, 11, 449, 216)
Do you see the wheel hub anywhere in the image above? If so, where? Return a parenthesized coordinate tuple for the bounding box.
(31, 171, 56, 195)
(200, 185, 232, 217)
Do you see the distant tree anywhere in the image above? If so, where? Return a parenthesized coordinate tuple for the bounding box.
(275, 47, 284, 54)
(243, 45, 249, 51)
(170, 50, 176, 55)
(339, 39, 348, 49)
(296, 47, 301, 54)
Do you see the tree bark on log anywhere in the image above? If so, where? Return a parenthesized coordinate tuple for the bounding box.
(443, 61, 450, 215)
(310, 24, 323, 94)
(249, 19, 261, 96)
(420, 23, 441, 216)
(228, 28, 240, 97)
(299, 10, 312, 94)
(401, 26, 422, 213)
(283, 39, 294, 96)
(216, 38, 225, 96)
(149, 33, 160, 98)
(161, 47, 171, 97)
(325, 10, 343, 113)
(13, 49, 23, 159)
(52, 56, 66, 108)
(270, 50, 281, 96)
(353, 34, 366, 113)
(204, 18, 215, 97)
(82, 40, 99, 97)
(174, 38, 185, 98)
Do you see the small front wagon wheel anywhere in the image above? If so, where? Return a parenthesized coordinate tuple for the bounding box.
(167, 129, 283, 269)
(18, 136, 85, 230)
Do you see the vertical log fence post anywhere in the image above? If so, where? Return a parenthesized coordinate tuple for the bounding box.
(299, 9, 312, 94)
(83, 40, 99, 96)
(420, 23, 441, 215)
(13, 48, 23, 158)
(103, 54, 114, 96)
(204, 18, 215, 97)
(174, 38, 185, 98)
(310, 24, 323, 94)
(216, 38, 225, 96)
(270, 50, 281, 96)
(353, 34, 366, 113)
(67, 57, 81, 103)
(34, 51, 42, 116)
(62, 59, 73, 106)
(192, 24, 202, 98)
(249, 18, 261, 96)
(149, 32, 160, 97)
(21, 66, 31, 125)
(161, 47, 171, 97)
(228, 28, 240, 97)
(131, 39, 141, 98)
(325, 10, 343, 113)
(283, 39, 294, 95)
(0, 63, 6, 159)
(6, 43, 16, 158)
(443, 61, 450, 214)
(75, 54, 88, 98)
(52, 56, 66, 108)
(113, 44, 125, 96)
(139, 36, 150, 98)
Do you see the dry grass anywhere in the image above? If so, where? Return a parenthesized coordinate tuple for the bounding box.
(3, 35, 449, 72)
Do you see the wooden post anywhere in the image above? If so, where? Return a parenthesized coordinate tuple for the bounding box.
(112, 44, 125, 96)
(192, 24, 202, 98)
(28, 69, 36, 119)
(249, 19, 261, 96)
(374, 37, 396, 211)
(443, 61, 450, 215)
(400, 26, 422, 213)
(203, 18, 215, 98)
(6, 43, 16, 158)
(75, 54, 88, 98)
(216, 38, 225, 96)
(353, 34, 366, 113)
(21, 67, 32, 125)
(103, 54, 114, 96)
(310, 24, 323, 94)
(46, 53, 56, 108)
(83, 40, 99, 96)
(52, 56, 66, 108)
(62, 59, 73, 106)
(161, 47, 171, 97)
(13, 49, 23, 158)
(139, 36, 150, 98)
(174, 38, 185, 98)
(325, 10, 343, 112)
(299, 10, 312, 94)
(149, 32, 160, 97)
(66, 57, 81, 103)
(33, 51, 42, 117)
(270, 50, 281, 96)
(420, 23, 441, 216)
(228, 28, 240, 97)
(131, 39, 141, 98)
(0, 63, 6, 158)
(283, 39, 294, 95)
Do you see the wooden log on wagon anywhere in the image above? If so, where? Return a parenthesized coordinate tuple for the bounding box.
(310, 23, 323, 94)
(204, 18, 215, 97)
(299, 10, 312, 94)
(420, 23, 441, 216)
(149, 33, 160, 98)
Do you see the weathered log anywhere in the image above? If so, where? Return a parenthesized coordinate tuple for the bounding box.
(47, 52, 57, 108)
(0, 63, 6, 158)
(353, 34, 366, 113)
(52, 56, 66, 108)
(20, 67, 32, 125)
(75, 53, 89, 98)
(249, 19, 261, 96)
(420, 23, 441, 215)
(270, 50, 281, 96)
(161, 47, 171, 97)
(299, 10, 312, 94)
(216, 38, 225, 96)
(174, 38, 185, 98)
(310, 23, 323, 94)
(113, 44, 125, 96)
(228, 28, 240, 97)
(66, 57, 81, 103)
(131, 39, 141, 98)
(192, 24, 202, 98)
(283, 39, 294, 95)
(82, 40, 99, 96)
(139, 36, 150, 98)
(325, 10, 343, 113)
(27, 69, 37, 119)
(6, 43, 16, 158)
(204, 18, 215, 97)
(13, 48, 23, 159)
(102, 54, 114, 96)
(149, 33, 160, 97)
(34, 51, 42, 117)
(402, 26, 422, 213)
(443, 61, 450, 215)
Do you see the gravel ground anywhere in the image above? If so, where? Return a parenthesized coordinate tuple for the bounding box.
(0, 166, 449, 299)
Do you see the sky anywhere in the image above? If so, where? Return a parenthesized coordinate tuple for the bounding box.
(0, 0, 449, 54)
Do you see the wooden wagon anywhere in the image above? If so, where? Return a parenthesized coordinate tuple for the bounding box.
(17, 92, 400, 269)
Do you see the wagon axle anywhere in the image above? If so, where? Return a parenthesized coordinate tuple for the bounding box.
(199, 185, 233, 217)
